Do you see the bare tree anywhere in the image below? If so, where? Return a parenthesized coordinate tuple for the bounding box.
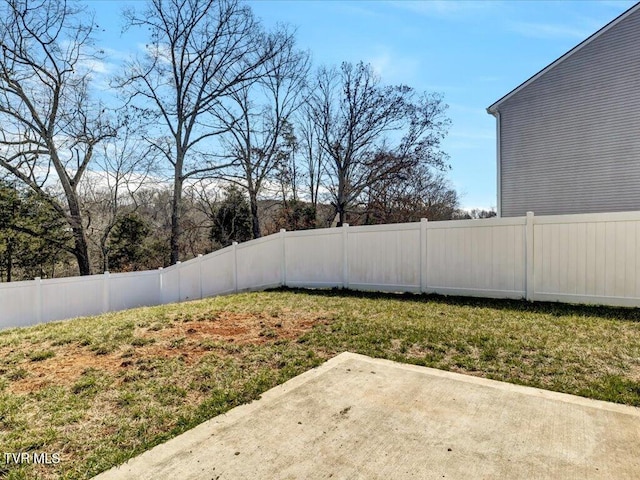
(216, 38, 309, 238)
(188, 178, 221, 228)
(0, 0, 114, 275)
(293, 102, 326, 224)
(80, 118, 156, 272)
(363, 161, 461, 223)
(119, 0, 292, 264)
(309, 61, 450, 226)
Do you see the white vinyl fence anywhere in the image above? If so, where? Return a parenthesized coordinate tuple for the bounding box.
(2, 210, 640, 329)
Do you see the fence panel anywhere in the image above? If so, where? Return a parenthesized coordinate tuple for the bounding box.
(110, 271, 161, 311)
(161, 265, 180, 304)
(348, 224, 421, 291)
(41, 275, 105, 322)
(236, 236, 282, 291)
(178, 258, 202, 302)
(533, 212, 640, 306)
(0, 280, 38, 327)
(285, 229, 343, 287)
(426, 218, 526, 298)
(201, 247, 236, 296)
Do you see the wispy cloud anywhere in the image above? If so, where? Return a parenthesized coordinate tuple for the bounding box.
(330, 2, 385, 19)
(82, 46, 133, 92)
(367, 47, 420, 84)
(82, 58, 111, 75)
(386, 0, 498, 18)
(509, 21, 592, 40)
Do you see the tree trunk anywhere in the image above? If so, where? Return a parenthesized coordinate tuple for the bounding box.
(249, 190, 260, 239)
(6, 236, 12, 282)
(170, 174, 183, 265)
(337, 207, 346, 227)
(102, 246, 109, 273)
(67, 194, 93, 276)
(310, 205, 318, 228)
(72, 226, 92, 276)
(336, 174, 347, 227)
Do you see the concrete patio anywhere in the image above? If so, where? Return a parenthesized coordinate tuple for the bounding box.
(94, 352, 640, 479)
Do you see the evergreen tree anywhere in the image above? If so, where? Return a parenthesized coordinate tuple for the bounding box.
(211, 185, 253, 248)
(0, 182, 72, 281)
(107, 213, 151, 272)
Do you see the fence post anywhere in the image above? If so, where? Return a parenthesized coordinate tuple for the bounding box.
(420, 218, 428, 293)
(342, 223, 350, 289)
(176, 261, 182, 302)
(35, 277, 42, 324)
(280, 229, 287, 287)
(198, 254, 203, 299)
(103, 271, 110, 313)
(232, 242, 238, 293)
(158, 267, 163, 305)
(525, 211, 535, 301)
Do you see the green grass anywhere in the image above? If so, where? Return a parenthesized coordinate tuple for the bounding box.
(28, 350, 56, 362)
(0, 288, 639, 479)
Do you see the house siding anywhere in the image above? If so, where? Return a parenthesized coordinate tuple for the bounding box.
(496, 7, 640, 217)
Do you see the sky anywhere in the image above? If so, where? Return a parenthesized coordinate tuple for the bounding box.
(88, 0, 637, 210)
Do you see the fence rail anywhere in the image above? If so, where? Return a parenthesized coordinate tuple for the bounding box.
(2, 210, 640, 329)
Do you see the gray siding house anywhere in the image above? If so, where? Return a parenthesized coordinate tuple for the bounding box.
(487, 4, 640, 217)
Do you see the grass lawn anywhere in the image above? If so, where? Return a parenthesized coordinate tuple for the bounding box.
(1, 288, 639, 479)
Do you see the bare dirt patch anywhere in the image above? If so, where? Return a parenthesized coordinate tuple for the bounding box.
(156, 310, 327, 344)
(5, 310, 331, 394)
(8, 349, 123, 394)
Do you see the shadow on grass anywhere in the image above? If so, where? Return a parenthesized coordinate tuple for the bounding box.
(266, 286, 640, 323)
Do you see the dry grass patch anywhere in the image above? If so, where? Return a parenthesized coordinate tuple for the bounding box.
(1, 308, 329, 396)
